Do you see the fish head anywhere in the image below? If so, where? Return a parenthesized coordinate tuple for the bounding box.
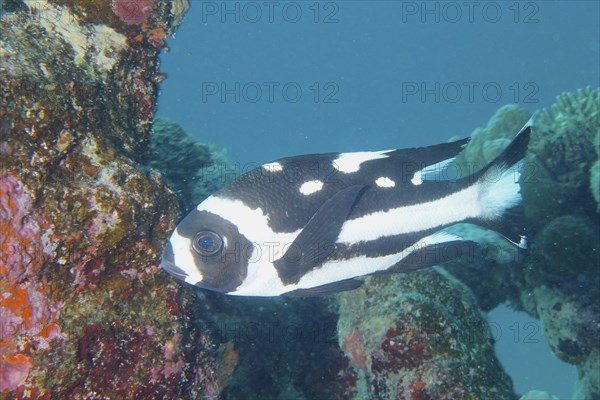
(160, 205, 253, 293)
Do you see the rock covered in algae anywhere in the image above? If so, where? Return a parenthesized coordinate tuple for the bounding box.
(515, 216, 600, 398)
(444, 88, 600, 399)
(454, 103, 531, 170)
(525, 87, 600, 228)
(144, 117, 231, 211)
(336, 269, 515, 400)
(573, 348, 600, 400)
(0, 0, 232, 398)
(193, 292, 354, 400)
(591, 160, 600, 212)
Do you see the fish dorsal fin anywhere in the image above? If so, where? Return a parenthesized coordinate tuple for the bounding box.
(385, 137, 469, 166)
(274, 185, 366, 284)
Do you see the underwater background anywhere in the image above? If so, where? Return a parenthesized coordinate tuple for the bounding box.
(1, 0, 598, 399)
(157, 2, 598, 398)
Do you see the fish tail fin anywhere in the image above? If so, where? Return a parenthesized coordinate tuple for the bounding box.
(473, 118, 532, 248)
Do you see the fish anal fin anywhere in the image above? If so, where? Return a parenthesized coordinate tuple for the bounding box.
(383, 240, 479, 274)
(283, 279, 363, 297)
(468, 205, 528, 249)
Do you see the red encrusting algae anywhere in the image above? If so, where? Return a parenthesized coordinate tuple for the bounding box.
(111, 0, 153, 25)
(1, 172, 63, 393)
(0, 354, 32, 392)
(341, 329, 367, 371)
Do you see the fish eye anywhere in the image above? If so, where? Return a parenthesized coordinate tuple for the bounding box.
(192, 230, 224, 257)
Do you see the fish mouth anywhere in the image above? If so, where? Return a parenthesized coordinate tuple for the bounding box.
(160, 242, 188, 280)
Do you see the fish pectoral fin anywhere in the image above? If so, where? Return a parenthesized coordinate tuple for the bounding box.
(283, 279, 364, 297)
(274, 185, 367, 284)
(383, 240, 479, 273)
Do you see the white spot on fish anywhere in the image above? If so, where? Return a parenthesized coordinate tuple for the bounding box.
(375, 177, 395, 188)
(333, 150, 392, 173)
(263, 162, 283, 172)
(411, 171, 423, 185)
(419, 157, 458, 181)
(299, 180, 324, 195)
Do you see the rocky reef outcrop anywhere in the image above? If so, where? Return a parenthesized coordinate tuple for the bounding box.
(444, 88, 600, 400)
(337, 269, 515, 399)
(0, 0, 230, 398)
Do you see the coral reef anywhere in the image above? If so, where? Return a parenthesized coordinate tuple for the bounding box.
(443, 88, 600, 399)
(336, 269, 515, 399)
(590, 159, 600, 212)
(533, 87, 599, 184)
(0, 0, 229, 398)
(454, 103, 531, 171)
(524, 87, 600, 230)
(144, 118, 231, 212)
(2, 0, 598, 397)
(0, 1, 347, 399)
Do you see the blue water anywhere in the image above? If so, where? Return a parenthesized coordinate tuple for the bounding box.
(157, 1, 599, 398)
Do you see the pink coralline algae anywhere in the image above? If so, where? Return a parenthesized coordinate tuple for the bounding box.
(342, 329, 367, 371)
(1, 173, 63, 393)
(112, 0, 153, 24)
(1, 172, 51, 281)
(0, 354, 32, 392)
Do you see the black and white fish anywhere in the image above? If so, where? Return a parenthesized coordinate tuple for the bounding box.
(161, 122, 531, 296)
